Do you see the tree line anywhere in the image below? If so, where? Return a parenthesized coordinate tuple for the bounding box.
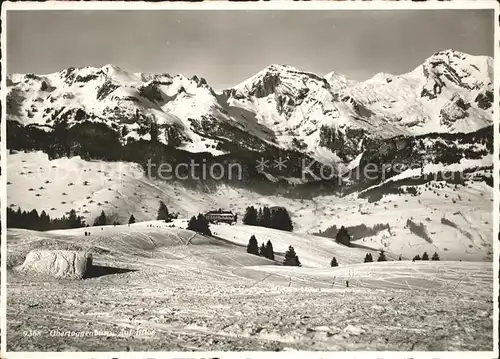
(7, 206, 86, 230)
(243, 206, 293, 232)
(7, 200, 178, 231)
(95, 201, 177, 227)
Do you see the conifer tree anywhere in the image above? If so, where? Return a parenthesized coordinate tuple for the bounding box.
(377, 250, 387, 262)
(187, 216, 198, 232)
(157, 201, 169, 221)
(243, 206, 258, 225)
(283, 245, 301, 266)
(128, 214, 136, 224)
(431, 252, 440, 261)
(100, 210, 107, 226)
(336, 226, 351, 247)
(261, 207, 272, 228)
(68, 209, 79, 228)
(247, 235, 259, 255)
(94, 210, 107, 226)
(265, 240, 275, 260)
(271, 208, 294, 232)
(422, 252, 429, 260)
(259, 242, 266, 256)
(257, 208, 263, 226)
(196, 213, 212, 236)
(330, 257, 338, 267)
(39, 210, 51, 231)
(364, 253, 373, 263)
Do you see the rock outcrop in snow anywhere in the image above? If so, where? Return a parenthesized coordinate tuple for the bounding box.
(17, 250, 92, 279)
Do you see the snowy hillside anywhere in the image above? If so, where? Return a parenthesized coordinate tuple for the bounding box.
(7, 224, 494, 351)
(7, 49, 493, 164)
(7, 150, 493, 261)
(177, 222, 390, 267)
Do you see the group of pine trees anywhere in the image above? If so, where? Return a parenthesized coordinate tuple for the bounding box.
(92, 201, 177, 228)
(7, 206, 139, 231)
(413, 252, 440, 261)
(92, 210, 134, 226)
(363, 250, 387, 262)
(359, 250, 440, 262)
(243, 206, 293, 232)
(187, 214, 212, 236)
(247, 235, 275, 260)
(8, 200, 176, 232)
(7, 206, 86, 230)
(247, 235, 300, 266)
(93, 210, 109, 226)
(329, 250, 389, 267)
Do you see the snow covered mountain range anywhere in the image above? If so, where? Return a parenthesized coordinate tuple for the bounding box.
(7, 49, 493, 166)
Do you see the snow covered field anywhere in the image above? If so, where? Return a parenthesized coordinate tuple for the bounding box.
(6, 222, 494, 351)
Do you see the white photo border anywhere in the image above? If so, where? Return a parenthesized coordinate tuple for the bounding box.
(1, 1, 498, 358)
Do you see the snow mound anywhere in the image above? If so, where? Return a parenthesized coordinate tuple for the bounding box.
(17, 250, 92, 279)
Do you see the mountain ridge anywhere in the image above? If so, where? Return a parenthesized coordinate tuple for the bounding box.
(6, 49, 493, 166)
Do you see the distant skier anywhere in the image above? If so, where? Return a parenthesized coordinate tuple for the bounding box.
(346, 280, 349, 288)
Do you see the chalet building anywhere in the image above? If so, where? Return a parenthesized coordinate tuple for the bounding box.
(205, 209, 237, 224)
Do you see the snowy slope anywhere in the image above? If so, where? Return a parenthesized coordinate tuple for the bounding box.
(7, 224, 276, 271)
(7, 225, 494, 351)
(7, 151, 492, 261)
(177, 222, 388, 267)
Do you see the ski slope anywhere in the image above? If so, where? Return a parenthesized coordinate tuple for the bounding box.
(6, 224, 494, 351)
(203, 223, 389, 267)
